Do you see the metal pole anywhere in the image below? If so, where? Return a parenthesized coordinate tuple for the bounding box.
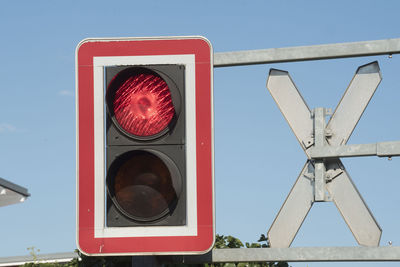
(169, 246, 400, 263)
(132, 256, 162, 267)
(214, 38, 400, 67)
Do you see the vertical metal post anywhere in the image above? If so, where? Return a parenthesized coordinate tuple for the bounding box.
(313, 108, 326, 202)
(132, 256, 163, 267)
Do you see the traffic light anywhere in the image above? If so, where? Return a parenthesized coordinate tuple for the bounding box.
(105, 65, 186, 227)
(76, 37, 215, 255)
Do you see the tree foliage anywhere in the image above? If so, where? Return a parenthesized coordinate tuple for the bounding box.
(205, 234, 289, 267)
(20, 235, 289, 267)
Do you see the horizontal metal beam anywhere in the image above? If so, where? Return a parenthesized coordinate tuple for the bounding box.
(214, 38, 400, 67)
(168, 246, 400, 263)
(0, 252, 78, 266)
(310, 141, 400, 159)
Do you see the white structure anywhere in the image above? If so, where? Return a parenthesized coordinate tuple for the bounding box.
(0, 177, 29, 207)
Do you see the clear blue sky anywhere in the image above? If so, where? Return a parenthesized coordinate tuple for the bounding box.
(1, 1, 400, 266)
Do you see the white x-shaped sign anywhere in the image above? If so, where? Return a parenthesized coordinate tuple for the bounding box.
(266, 61, 382, 248)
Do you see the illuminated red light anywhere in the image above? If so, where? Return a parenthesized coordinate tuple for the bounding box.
(112, 70, 175, 137)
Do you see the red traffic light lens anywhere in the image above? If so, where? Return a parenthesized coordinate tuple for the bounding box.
(109, 150, 181, 221)
(111, 69, 175, 137)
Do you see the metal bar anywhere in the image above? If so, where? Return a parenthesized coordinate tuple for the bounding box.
(132, 256, 162, 267)
(326, 162, 382, 247)
(321, 61, 382, 246)
(326, 61, 382, 146)
(377, 141, 400, 157)
(310, 141, 400, 158)
(214, 38, 400, 67)
(311, 143, 377, 158)
(267, 162, 314, 248)
(5, 247, 400, 265)
(170, 246, 400, 263)
(0, 252, 79, 266)
(266, 69, 314, 157)
(313, 108, 326, 202)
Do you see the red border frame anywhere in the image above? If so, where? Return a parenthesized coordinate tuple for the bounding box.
(76, 37, 214, 255)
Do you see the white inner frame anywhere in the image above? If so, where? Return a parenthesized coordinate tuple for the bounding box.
(93, 54, 197, 238)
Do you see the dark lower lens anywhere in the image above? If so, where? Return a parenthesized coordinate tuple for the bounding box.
(109, 150, 180, 221)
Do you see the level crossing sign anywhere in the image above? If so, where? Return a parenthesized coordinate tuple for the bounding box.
(266, 61, 383, 248)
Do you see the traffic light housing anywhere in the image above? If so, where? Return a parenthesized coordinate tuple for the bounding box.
(105, 65, 186, 227)
(76, 36, 215, 255)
